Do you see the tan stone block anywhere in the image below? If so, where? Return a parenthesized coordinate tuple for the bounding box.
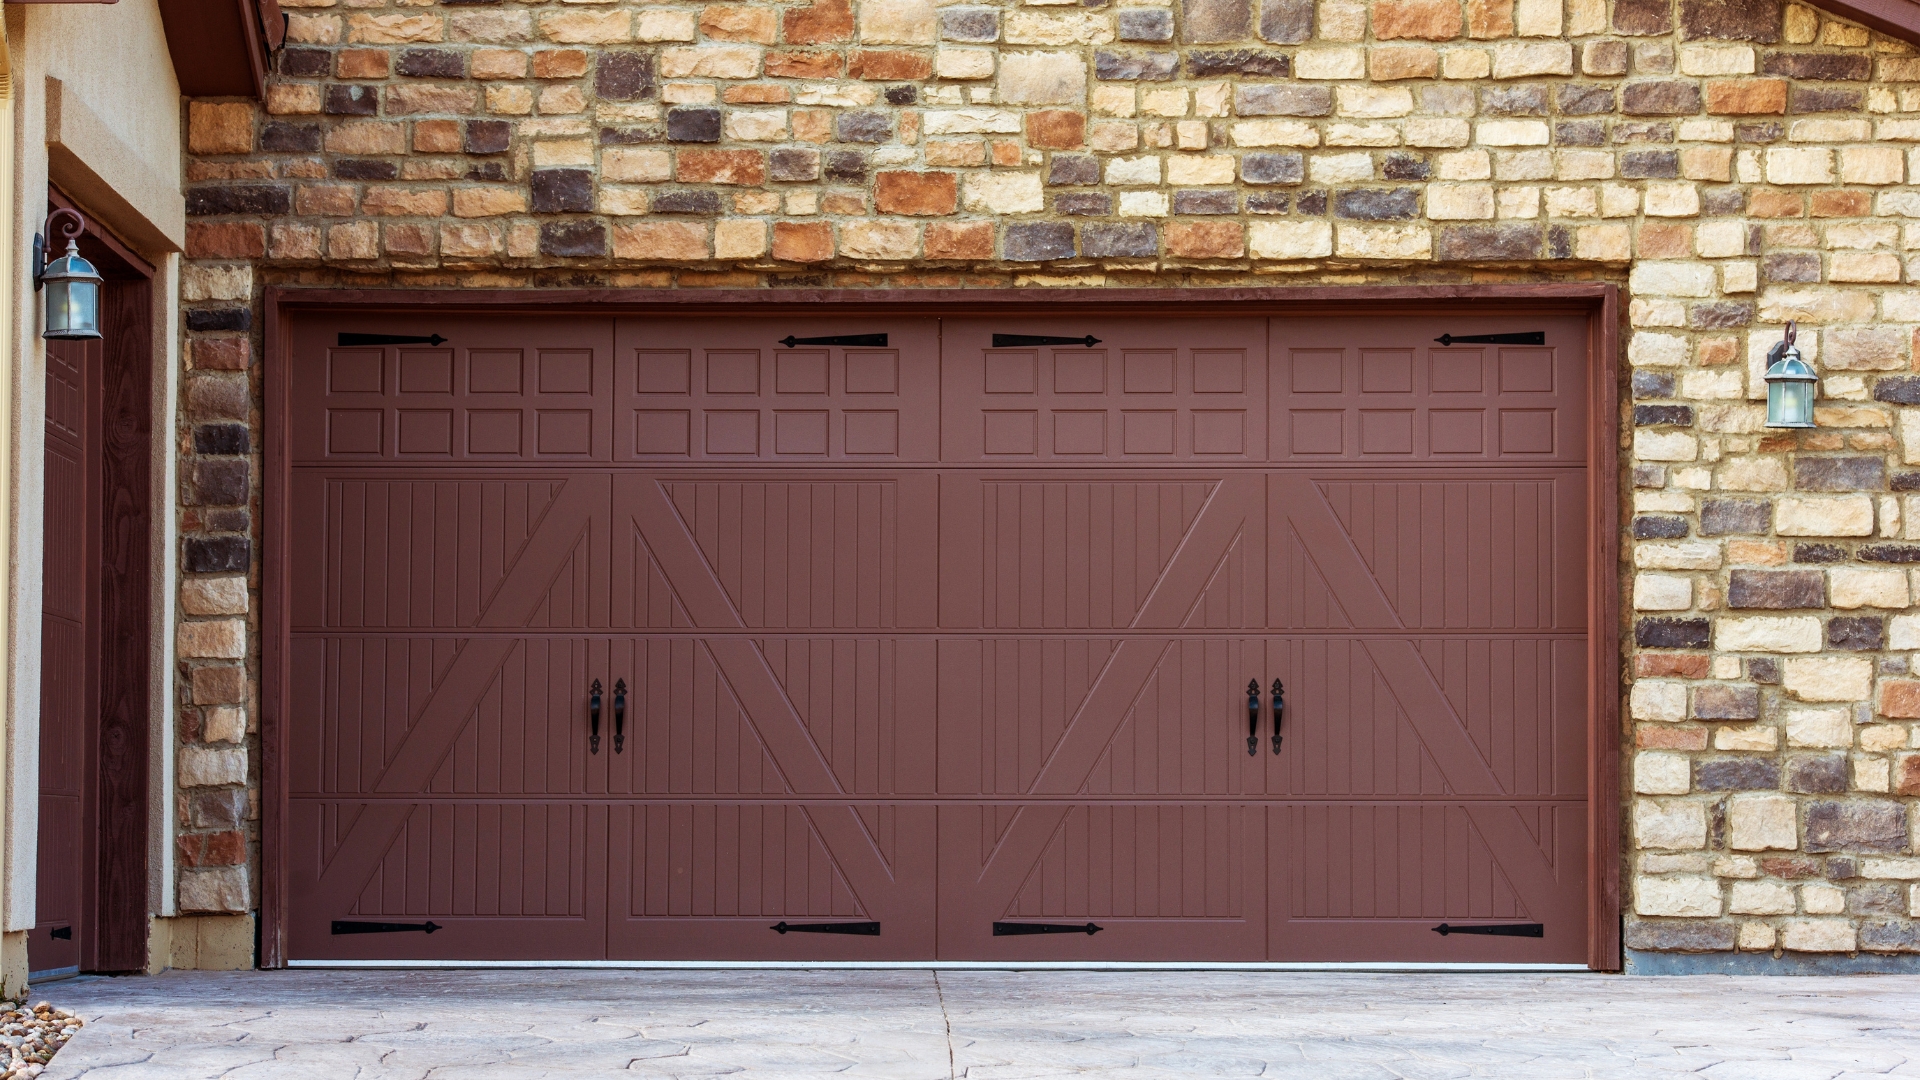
(1826, 327, 1907, 370)
(485, 85, 534, 115)
(1629, 681, 1688, 721)
(440, 223, 503, 258)
(1372, 0, 1461, 39)
(1369, 46, 1438, 79)
(712, 219, 768, 260)
(448, 9, 532, 42)
(1294, 46, 1365, 79)
(1634, 751, 1691, 794)
(936, 47, 994, 79)
(1310, 152, 1374, 182)
(926, 139, 985, 166)
(1717, 724, 1779, 751)
(1476, 119, 1549, 146)
(860, 0, 936, 42)
(1424, 183, 1492, 220)
(1166, 221, 1245, 259)
(1250, 220, 1333, 259)
(1839, 146, 1904, 186)
(1783, 657, 1874, 703)
(324, 121, 405, 155)
(961, 172, 1043, 213)
(1490, 41, 1572, 78)
(677, 149, 767, 185)
(1635, 800, 1709, 850)
(699, 4, 777, 42)
(362, 188, 449, 217)
(1162, 155, 1231, 184)
(1730, 880, 1796, 914)
(179, 745, 248, 787)
(925, 221, 993, 260)
(1336, 85, 1413, 118)
(839, 221, 919, 260)
(470, 49, 528, 79)
(347, 13, 442, 42)
(1232, 120, 1319, 147)
(538, 10, 631, 43)
(265, 83, 322, 116)
(189, 102, 255, 155)
(204, 706, 247, 746)
(1782, 919, 1855, 952)
(924, 109, 1021, 135)
(178, 867, 251, 914)
(1320, 0, 1368, 39)
(997, 51, 1086, 106)
(724, 110, 788, 141)
(1680, 43, 1756, 75)
(1716, 615, 1822, 652)
(452, 187, 528, 217)
(1784, 704, 1854, 748)
(661, 46, 761, 78)
(1335, 223, 1431, 259)
(1643, 182, 1701, 218)
(179, 620, 246, 660)
(1634, 573, 1692, 611)
(1570, 223, 1628, 261)
(1766, 147, 1834, 185)
(1832, 253, 1903, 283)
(1442, 48, 1491, 78)
(267, 223, 320, 261)
(285, 13, 341, 44)
(1775, 495, 1874, 536)
(1465, 0, 1512, 35)
(1831, 567, 1909, 609)
(1728, 793, 1798, 850)
(181, 577, 249, 617)
(609, 222, 708, 261)
(1635, 875, 1722, 916)
(1681, 147, 1733, 182)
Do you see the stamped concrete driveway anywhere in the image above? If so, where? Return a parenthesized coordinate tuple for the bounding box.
(35, 968, 1920, 1079)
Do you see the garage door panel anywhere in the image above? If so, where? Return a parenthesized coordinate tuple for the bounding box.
(617, 319, 939, 463)
(943, 318, 1268, 464)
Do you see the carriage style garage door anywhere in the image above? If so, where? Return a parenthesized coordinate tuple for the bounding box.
(281, 305, 1594, 965)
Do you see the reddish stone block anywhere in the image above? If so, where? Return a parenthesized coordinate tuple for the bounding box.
(767, 51, 845, 79)
(848, 50, 933, 80)
(773, 221, 834, 262)
(784, 0, 854, 43)
(725, 85, 792, 104)
(1880, 681, 1920, 718)
(1634, 653, 1711, 678)
(925, 221, 994, 260)
(1467, 0, 1514, 36)
(1758, 856, 1822, 879)
(1811, 190, 1870, 217)
(413, 119, 461, 153)
(1636, 222, 1692, 258)
(532, 49, 590, 78)
(190, 338, 251, 372)
(1026, 110, 1086, 149)
(186, 223, 266, 259)
(1374, 0, 1463, 39)
(1167, 221, 1246, 258)
(336, 49, 389, 79)
(191, 665, 248, 705)
(875, 171, 958, 215)
(1705, 78, 1787, 115)
(1748, 189, 1803, 217)
(991, 139, 1022, 165)
(1635, 725, 1709, 750)
(676, 149, 767, 185)
(385, 223, 436, 256)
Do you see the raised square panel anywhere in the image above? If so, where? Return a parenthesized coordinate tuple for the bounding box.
(983, 410, 1037, 454)
(1123, 351, 1175, 394)
(468, 410, 523, 455)
(1430, 349, 1483, 393)
(985, 351, 1036, 394)
(634, 350, 691, 394)
(845, 351, 898, 394)
(1359, 410, 1414, 455)
(1429, 409, 1485, 454)
(1052, 410, 1106, 454)
(1499, 409, 1555, 454)
(1499, 348, 1554, 393)
(1360, 350, 1413, 394)
(538, 410, 593, 454)
(539, 350, 594, 394)
(773, 409, 829, 454)
(1290, 350, 1343, 393)
(398, 349, 453, 394)
(707, 351, 761, 394)
(776, 351, 829, 394)
(1289, 410, 1343, 455)
(328, 349, 383, 394)
(1054, 351, 1106, 394)
(706, 410, 760, 454)
(1122, 410, 1175, 454)
(326, 409, 382, 454)
(470, 350, 525, 394)
(634, 410, 691, 454)
(398, 409, 453, 455)
(845, 410, 900, 454)
(1193, 350, 1245, 394)
(1192, 410, 1245, 455)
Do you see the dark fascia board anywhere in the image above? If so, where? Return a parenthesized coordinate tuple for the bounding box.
(156, 0, 274, 99)
(1806, 0, 1920, 44)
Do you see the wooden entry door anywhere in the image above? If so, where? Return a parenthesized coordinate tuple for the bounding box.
(1263, 316, 1591, 964)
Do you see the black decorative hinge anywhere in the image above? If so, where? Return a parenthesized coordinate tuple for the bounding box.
(47, 927, 71, 940)
(771, 920, 881, 935)
(778, 334, 888, 348)
(1431, 922, 1542, 937)
(332, 920, 443, 935)
(992, 334, 1102, 348)
(337, 333, 448, 347)
(993, 921, 1103, 936)
(1433, 332, 1545, 347)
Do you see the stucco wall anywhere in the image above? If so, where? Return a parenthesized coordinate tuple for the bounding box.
(179, 0, 1920, 963)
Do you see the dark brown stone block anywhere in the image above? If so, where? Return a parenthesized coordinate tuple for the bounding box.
(1680, 0, 1778, 40)
(1693, 684, 1760, 719)
(1795, 456, 1885, 491)
(1695, 757, 1777, 789)
(1625, 921, 1734, 951)
(1181, 0, 1251, 42)
(1622, 80, 1702, 115)
(1260, 0, 1314, 41)
(1805, 801, 1908, 853)
(1762, 52, 1871, 80)
(539, 220, 606, 257)
(1727, 569, 1824, 609)
(596, 53, 656, 100)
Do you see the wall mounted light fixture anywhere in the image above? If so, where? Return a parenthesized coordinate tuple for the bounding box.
(33, 208, 102, 341)
(1764, 320, 1816, 429)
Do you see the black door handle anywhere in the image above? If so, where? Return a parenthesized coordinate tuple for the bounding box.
(589, 678, 602, 755)
(1271, 678, 1285, 754)
(613, 678, 627, 754)
(1246, 678, 1260, 756)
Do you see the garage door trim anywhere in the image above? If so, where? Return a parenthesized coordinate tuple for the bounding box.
(257, 285, 1622, 970)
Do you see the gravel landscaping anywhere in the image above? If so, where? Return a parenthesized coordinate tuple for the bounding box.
(0, 1002, 81, 1079)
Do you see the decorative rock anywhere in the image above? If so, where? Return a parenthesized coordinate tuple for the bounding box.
(1805, 802, 1909, 853)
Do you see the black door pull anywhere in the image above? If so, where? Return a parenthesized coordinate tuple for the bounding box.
(772, 921, 881, 935)
(613, 678, 627, 754)
(332, 921, 442, 935)
(1246, 679, 1260, 756)
(589, 679, 602, 755)
(1432, 923, 1543, 937)
(1271, 678, 1286, 754)
(993, 921, 1103, 936)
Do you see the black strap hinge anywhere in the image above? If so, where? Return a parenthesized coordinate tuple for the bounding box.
(771, 920, 880, 935)
(332, 920, 443, 935)
(1431, 922, 1542, 937)
(1433, 332, 1545, 347)
(778, 334, 888, 348)
(993, 921, 1103, 936)
(992, 334, 1101, 348)
(337, 333, 448, 347)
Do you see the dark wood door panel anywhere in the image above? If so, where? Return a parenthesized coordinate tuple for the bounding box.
(615, 317, 939, 463)
(942, 317, 1268, 464)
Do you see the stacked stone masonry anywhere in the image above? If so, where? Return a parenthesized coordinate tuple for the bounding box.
(177, 0, 1920, 958)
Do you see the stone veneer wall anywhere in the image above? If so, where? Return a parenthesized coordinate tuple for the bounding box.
(176, 0, 1920, 964)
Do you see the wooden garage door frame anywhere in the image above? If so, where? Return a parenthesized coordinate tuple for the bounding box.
(259, 284, 1622, 971)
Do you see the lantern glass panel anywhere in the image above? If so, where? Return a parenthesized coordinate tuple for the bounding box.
(1768, 379, 1813, 428)
(46, 279, 98, 339)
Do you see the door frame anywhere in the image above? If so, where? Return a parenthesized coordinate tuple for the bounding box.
(259, 284, 1622, 970)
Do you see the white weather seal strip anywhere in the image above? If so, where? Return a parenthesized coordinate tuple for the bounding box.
(288, 960, 1590, 973)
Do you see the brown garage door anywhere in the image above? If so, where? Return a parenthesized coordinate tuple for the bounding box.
(282, 307, 1589, 964)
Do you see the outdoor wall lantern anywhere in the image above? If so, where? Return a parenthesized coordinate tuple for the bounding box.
(1764, 320, 1817, 429)
(34, 208, 102, 341)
